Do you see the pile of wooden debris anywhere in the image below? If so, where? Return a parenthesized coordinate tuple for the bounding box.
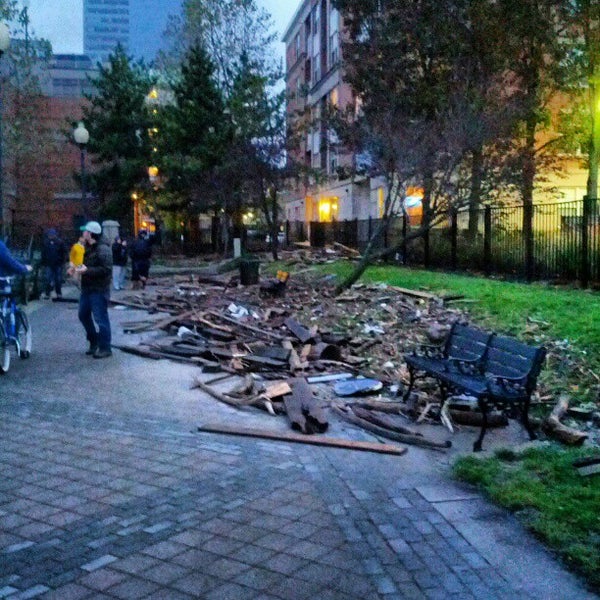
(112, 265, 598, 452)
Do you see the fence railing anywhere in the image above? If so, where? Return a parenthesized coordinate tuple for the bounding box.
(284, 198, 600, 287)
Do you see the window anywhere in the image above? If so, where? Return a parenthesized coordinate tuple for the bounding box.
(329, 31, 339, 67)
(294, 32, 301, 59)
(312, 5, 320, 36)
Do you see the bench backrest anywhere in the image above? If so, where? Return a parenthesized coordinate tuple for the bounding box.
(445, 323, 492, 363)
(484, 334, 546, 388)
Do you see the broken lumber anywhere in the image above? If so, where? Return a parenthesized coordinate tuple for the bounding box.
(284, 317, 316, 344)
(282, 340, 304, 372)
(573, 456, 600, 476)
(332, 405, 451, 451)
(284, 377, 328, 434)
(541, 396, 589, 446)
(197, 424, 407, 455)
(389, 285, 439, 301)
(207, 309, 286, 341)
(333, 241, 360, 257)
(192, 377, 275, 412)
(351, 406, 421, 437)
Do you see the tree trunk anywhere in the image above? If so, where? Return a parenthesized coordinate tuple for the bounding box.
(588, 70, 599, 203)
(467, 147, 483, 240)
(522, 116, 537, 282)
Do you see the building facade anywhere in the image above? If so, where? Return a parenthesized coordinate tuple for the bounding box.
(84, 0, 129, 65)
(129, 0, 182, 63)
(6, 54, 98, 246)
(282, 0, 373, 228)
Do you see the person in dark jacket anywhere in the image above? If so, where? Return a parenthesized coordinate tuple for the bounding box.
(130, 229, 152, 289)
(77, 221, 113, 359)
(0, 239, 32, 277)
(111, 235, 128, 291)
(41, 228, 66, 298)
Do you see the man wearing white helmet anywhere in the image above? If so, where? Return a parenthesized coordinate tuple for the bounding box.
(76, 221, 113, 358)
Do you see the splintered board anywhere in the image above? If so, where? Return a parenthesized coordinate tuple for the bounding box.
(197, 424, 407, 455)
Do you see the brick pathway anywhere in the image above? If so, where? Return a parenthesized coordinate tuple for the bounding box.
(0, 292, 595, 599)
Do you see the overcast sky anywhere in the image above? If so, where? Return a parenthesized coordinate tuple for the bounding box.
(21, 0, 294, 57)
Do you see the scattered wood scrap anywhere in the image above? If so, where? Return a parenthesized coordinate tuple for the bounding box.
(197, 424, 407, 455)
(284, 378, 328, 434)
(542, 396, 589, 446)
(112, 264, 598, 451)
(332, 405, 451, 451)
(573, 456, 600, 476)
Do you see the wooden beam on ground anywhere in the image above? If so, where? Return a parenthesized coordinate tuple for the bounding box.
(197, 424, 407, 455)
(389, 285, 439, 301)
(332, 405, 451, 451)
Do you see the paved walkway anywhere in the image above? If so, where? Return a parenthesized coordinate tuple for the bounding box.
(0, 287, 596, 599)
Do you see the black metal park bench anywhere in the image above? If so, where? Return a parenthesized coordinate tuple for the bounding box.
(404, 323, 547, 451)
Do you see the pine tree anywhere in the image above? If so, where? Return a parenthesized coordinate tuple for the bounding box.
(80, 45, 156, 224)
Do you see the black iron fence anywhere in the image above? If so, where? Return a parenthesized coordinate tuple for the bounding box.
(285, 198, 600, 287)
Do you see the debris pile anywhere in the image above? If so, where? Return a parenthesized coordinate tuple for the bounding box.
(112, 265, 599, 451)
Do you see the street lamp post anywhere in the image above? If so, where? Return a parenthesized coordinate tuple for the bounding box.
(73, 122, 90, 221)
(0, 21, 10, 239)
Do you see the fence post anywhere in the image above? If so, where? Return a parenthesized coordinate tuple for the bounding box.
(484, 205, 492, 276)
(450, 209, 458, 270)
(402, 213, 408, 265)
(581, 195, 591, 288)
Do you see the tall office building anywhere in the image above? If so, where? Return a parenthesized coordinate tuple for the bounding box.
(130, 0, 182, 63)
(84, 0, 130, 65)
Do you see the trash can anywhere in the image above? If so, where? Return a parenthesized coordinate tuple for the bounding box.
(239, 257, 260, 285)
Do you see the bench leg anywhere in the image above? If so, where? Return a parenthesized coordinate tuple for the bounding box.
(521, 397, 537, 441)
(473, 398, 489, 452)
(402, 367, 416, 402)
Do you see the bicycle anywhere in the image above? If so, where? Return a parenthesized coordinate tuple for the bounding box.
(0, 275, 32, 374)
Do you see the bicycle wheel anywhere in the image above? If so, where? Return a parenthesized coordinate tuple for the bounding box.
(0, 321, 10, 373)
(16, 310, 32, 358)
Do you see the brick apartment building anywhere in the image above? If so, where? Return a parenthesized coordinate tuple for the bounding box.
(282, 1, 589, 236)
(5, 54, 97, 247)
(282, 0, 374, 228)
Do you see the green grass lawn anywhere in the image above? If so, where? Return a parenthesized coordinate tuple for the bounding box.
(306, 261, 600, 590)
(454, 446, 600, 591)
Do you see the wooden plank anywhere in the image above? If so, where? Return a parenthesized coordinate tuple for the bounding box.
(333, 405, 451, 451)
(389, 285, 439, 301)
(577, 464, 600, 477)
(207, 309, 286, 341)
(197, 424, 407, 455)
(284, 317, 315, 344)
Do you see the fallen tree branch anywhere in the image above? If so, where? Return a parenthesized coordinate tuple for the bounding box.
(541, 395, 588, 446)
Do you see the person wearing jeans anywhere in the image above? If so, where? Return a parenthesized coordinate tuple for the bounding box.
(77, 221, 113, 359)
(41, 228, 66, 299)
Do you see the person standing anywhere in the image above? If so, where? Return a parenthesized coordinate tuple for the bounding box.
(0, 239, 33, 277)
(77, 221, 113, 359)
(67, 232, 86, 287)
(41, 228, 66, 299)
(111, 235, 128, 291)
(130, 229, 152, 289)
